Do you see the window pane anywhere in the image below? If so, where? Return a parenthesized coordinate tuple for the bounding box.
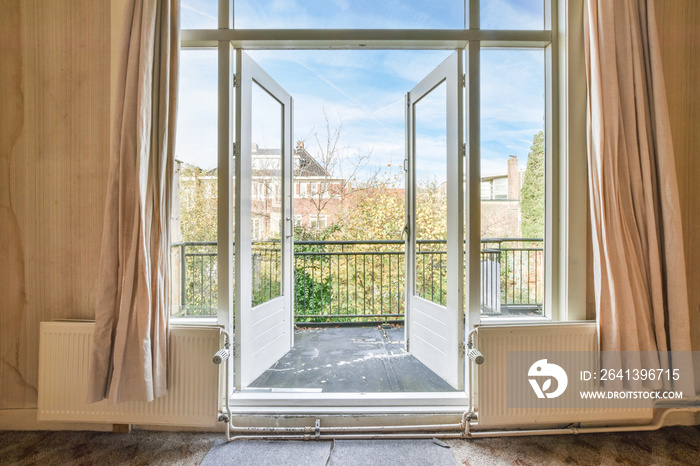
(172, 49, 218, 317)
(251, 82, 283, 307)
(235, 0, 464, 29)
(480, 0, 544, 30)
(481, 49, 545, 317)
(181, 0, 219, 29)
(414, 81, 447, 305)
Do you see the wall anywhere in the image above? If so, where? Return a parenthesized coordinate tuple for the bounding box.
(0, 1, 110, 409)
(655, 0, 700, 352)
(0, 0, 697, 413)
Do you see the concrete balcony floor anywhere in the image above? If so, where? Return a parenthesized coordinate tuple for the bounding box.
(249, 325, 457, 392)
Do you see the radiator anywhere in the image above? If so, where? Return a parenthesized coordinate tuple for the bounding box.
(475, 323, 653, 428)
(38, 321, 220, 428)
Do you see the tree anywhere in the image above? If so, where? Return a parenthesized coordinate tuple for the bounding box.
(302, 109, 375, 239)
(177, 163, 218, 242)
(520, 131, 545, 239)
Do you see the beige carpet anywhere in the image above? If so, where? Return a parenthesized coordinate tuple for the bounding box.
(0, 426, 698, 465)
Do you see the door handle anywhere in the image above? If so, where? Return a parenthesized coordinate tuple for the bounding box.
(401, 223, 409, 241)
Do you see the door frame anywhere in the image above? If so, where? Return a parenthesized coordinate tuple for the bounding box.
(222, 47, 468, 408)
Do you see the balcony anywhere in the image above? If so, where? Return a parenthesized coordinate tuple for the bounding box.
(170, 238, 544, 321)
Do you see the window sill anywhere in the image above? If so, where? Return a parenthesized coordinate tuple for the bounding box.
(170, 316, 218, 327)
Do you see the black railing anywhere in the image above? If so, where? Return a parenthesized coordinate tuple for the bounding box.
(170, 238, 544, 320)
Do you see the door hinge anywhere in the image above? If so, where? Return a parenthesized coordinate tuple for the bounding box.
(232, 142, 240, 158)
(232, 73, 238, 88)
(458, 342, 466, 357)
(460, 143, 467, 158)
(461, 74, 466, 88)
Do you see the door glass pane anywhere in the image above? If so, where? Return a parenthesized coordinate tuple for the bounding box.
(172, 49, 218, 318)
(480, 0, 545, 30)
(235, 0, 464, 29)
(480, 49, 545, 317)
(251, 81, 284, 307)
(414, 81, 447, 305)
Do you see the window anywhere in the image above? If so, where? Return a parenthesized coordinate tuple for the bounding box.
(252, 218, 262, 241)
(177, 0, 586, 326)
(309, 214, 327, 230)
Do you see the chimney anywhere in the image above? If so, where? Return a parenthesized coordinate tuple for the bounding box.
(508, 155, 520, 200)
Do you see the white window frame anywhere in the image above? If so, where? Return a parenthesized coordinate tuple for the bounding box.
(179, 0, 588, 410)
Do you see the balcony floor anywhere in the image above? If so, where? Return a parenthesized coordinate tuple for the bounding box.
(249, 326, 456, 392)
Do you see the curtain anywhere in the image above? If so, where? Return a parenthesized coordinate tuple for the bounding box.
(88, 0, 179, 404)
(584, 0, 693, 389)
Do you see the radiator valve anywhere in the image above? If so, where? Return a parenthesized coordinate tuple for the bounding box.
(213, 348, 230, 365)
(467, 348, 485, 365)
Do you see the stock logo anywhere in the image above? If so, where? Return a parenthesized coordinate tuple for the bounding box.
(528, 359, 568, 399)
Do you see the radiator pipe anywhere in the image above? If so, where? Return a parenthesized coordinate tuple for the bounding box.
(463, 406, 700, 438)
(217, 325, 698, 441)
(464, 327, 479, 422)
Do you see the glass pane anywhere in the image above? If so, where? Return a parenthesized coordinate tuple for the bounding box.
(235, 0, 464, 29)
(181, 0, 219, 29)
(172, 49, 218, 317)
(414, 81, 447, 306)
(251, 82, 284, 307)
(480, 0, 544, 30)
(481, 49, 545, 317)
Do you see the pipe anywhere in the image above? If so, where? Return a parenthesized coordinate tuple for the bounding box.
(464, 406, 700, 438)
(228, 433, 467, 441)
(465, 327, 479, 421)
(228, 423, 464, 435)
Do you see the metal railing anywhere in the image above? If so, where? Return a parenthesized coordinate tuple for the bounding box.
(170, 238, 544, 321)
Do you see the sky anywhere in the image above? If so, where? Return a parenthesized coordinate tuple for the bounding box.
(175, 0, 546, 180)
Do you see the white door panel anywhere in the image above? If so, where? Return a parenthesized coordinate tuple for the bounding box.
(405, 51, 464, 390)
(235, 51, 294, 390)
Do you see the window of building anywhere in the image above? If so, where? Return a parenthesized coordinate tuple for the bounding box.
(309, 214, 327, 230)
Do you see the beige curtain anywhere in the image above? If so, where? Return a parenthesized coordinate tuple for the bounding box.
(88, 0, 179, 404)
(584, 0, 692, 359)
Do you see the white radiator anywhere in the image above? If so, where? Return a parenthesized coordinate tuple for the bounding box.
(475, 323, 653, 428)
(38, 321, 220, 428)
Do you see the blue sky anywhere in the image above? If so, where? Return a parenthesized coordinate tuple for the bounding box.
(176, 1, 545, 180)
(180, 0, 545, 30)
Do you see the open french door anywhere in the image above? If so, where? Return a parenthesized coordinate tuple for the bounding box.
(405, 51, 464, 390)
(234, 50, 294, 390)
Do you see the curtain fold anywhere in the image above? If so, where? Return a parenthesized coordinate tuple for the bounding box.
(88, 0, 179, 404)
(583, 0, 693, 390)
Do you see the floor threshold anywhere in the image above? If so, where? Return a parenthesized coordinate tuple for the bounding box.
(228, 391, 469, 416)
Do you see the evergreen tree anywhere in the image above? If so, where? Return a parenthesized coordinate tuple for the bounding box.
(520, 131, 545, 239)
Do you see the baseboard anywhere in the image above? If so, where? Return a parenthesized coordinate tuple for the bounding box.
(0, 409, 113, 432)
